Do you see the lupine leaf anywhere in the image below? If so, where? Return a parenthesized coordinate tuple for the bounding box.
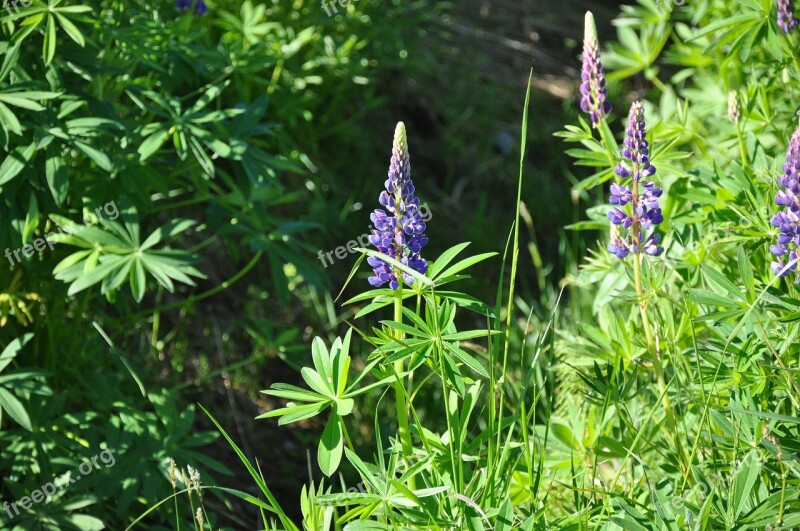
(0, 334, 33, 374)
(318, 414, 343, 477)
(0, 386, 31, 430)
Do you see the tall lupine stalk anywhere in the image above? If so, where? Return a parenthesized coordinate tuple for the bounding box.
(368, 122, 428, 472)
(770, 123, 800, 278)
(580, 12, 612, 128)
(607, 101, 663, 379)
(368, 123, 428, 290)
(778, 0, 799, 33)
(607, 102, 664, 261)
(581, 11, 618, 170)
(606, 102, 684, 463)
(766, 123, 800, 404)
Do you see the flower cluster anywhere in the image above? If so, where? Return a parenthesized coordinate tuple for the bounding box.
(770, 125, 800, 277)
(177, 0, 208, 15)
(367, 122, 429, 289)
(607, 102, 664, 259)
(778, 0, 799, 33)
(580, 12, 612, 127)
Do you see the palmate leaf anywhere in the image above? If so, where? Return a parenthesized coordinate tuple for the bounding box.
(128, 85, 242, 177)
(226, 96, 303, 184)
(259, 331, 369, 476)
(604, 21, 671, 81)
(0, 0, 91, 64)
(218, 0, 273, 47)
(50, 216, 204, 302)
(260, 331, 358, 422)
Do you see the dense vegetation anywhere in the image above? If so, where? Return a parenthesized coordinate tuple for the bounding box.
(1, 0, 800, 529)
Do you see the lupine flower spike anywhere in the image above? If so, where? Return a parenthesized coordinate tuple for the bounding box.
(770, 123, 800, 277)
(607, 102, 664, 258)
(580, 11, 612, 127)
(368, 122, 428, 289)
(778, 0, 799, 33)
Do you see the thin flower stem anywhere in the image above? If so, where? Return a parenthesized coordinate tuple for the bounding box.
(172, 476, 180, 531)
(631, 178, 686, 468)
(390, 155, 415, 473)
(392, 284, 415, 489)
(736, 124, 749, 170)
(780, 461, 787, 524)
(650, 74, 669, 93)
(632, 252, 685, 466)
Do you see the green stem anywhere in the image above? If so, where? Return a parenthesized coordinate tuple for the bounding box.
(392, 284, 415, 488)
(632, 254, 655, 348)
(650, 74, 669, 93)
(779, 461, 787, 525)
(489, 73, 532, 505)
(632, 252, 685, 465)
(735, 124, 749, 170)
(631, 176, 686, 469)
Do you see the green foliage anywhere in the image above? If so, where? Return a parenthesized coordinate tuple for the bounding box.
(7, 0, 800, 528)
(0, 0, 429, 527)
(51, 214, 204, 302)
(207, 0, 800, 529)
(0, 334, 42, 431)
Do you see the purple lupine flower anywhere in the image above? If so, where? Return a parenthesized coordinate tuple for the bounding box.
(367, 122, 429, 289)
(778, 0, 799, 33)
(607, 102, 664, 258)
(176, 0, 208, 15)
(770, 125, 800, 277)
(609, 183, 632, 205)
(580, 12, 612, 127)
